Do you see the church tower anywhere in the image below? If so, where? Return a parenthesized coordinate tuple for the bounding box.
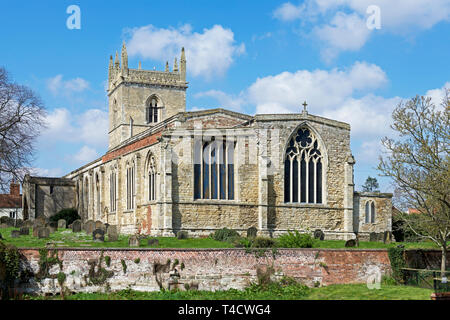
(107, 43, 188, 149)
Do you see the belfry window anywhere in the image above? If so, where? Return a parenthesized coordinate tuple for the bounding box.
(147, 97, 159, 123)
(365, 201, 376, 223)
(284, 127, 324, 204)
(194, 138, 235, 200)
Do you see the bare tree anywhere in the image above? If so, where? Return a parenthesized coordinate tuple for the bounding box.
(378, 89, 450, 276)
(0, 67, 46, 191)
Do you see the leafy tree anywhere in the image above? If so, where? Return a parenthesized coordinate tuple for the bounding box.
(362, 176, 380, 192)
(378, 90, 450, 276)
(0, 67, 46, 191)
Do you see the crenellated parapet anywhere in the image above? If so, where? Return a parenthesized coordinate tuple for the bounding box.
(108, 43, 187, 95)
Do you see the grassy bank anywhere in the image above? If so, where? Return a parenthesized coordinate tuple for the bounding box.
(0, 226, 438, 249)
(23, 283, 433, 300)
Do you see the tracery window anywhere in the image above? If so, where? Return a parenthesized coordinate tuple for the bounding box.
(148, 156, 157, 201)
(365, 200, 376, 223)
(194, 138, 235, 200)
(284, 127, 324, 204)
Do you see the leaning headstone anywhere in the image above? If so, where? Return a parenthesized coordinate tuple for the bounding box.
(38, 227, 50, 239)
(72, 220, 82, 233)
(128, 235, 140, 247)
(383, 231, 392, 244)
(84, 220, 95, 235)
(247, 226, 258, 238)
(93, 229, 105, 242)
(46, 221, 58, 233)
(148, 238, 159, 246)
(345, 239, 357, 248)
(19, 227, 29, 235)
(107, 225, 119, 242)
(314, 229, 325, 241)
(57, 219, 66, 230)
(11, 230, 21, 238)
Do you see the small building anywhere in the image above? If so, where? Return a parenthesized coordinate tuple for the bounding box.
(0, 181, 22, 219)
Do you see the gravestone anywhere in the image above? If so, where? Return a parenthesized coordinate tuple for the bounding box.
(38, 227, 50, 239)
(46, 221, 58, 233)
(14, 219, 24, 228)
(345, 239, 357, 248)
(57, 219, 66, 230)
(148, 238, 159, 246)
(107, 225, 119, 242)
(128, 235, 140, 247)
(32, 226, 41, 237)
(247, 227, 258, 238)
(369, 232, 378, 242)
(72, 220, 82, 233)
(104, 223, 110, 233)
(93, 229, 105, 242)
(11, 230, 21, 238)
(19, 227, 29, 235)
(383, 231, 392, 244)
(314, 229, 325, 241)
(95, 220, 104, 231)
(84, 220, 95, 235)
(68, 223, 73, 229)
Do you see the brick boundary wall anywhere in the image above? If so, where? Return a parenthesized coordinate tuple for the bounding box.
(14, 248, 393, 295)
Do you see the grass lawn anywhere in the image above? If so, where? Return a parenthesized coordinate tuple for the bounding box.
(0, 226, 439, 249)
(23, 283, 433, 300)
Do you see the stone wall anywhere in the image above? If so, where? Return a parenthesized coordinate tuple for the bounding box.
(15, 248, 392, 295)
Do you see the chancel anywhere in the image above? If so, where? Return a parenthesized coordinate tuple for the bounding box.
(22, 43, 393, 240)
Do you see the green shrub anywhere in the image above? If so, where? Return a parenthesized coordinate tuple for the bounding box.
(252, 237, 276, 248)
(387, 246, 406, 283)
(277, 231, 314, 248)
(213, 228, 239, 242)
(49, 208, 80, 225)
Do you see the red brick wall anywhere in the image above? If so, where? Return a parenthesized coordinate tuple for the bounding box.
(16, 248, 392, 295)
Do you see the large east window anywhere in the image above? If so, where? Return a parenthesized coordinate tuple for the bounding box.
(194, 138, 235, 200)
(284, 127, 324, 204)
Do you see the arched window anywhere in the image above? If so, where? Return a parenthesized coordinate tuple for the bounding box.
(194, 138, 235, 200)
(110, 169, 117, 213)
(284, 127, 324, 204)
(148, 156, 157, 201)
(365, 200, 376, 223)
(126, 162, 135, 210)
(146, 96, 159, 123)
(95, 173, 100, 218)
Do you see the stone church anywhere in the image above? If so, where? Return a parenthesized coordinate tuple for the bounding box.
(22, 43, 392, 240)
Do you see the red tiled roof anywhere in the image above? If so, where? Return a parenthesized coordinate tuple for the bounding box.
(0, 194, 21, 208)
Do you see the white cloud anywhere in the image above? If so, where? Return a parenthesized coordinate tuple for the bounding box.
(425, 82, 450, 108)
(273, 0, 450, 59)
(194, 90, 246, 112)
(73, 146, 99, 163)
(40, 108, 108, 148)
(273, 2, 304, 21)
(126, 24, 245, 79)
(29, 167, 64, 177)
(46, 75, 90, 96)
(313, 12, 371, 61)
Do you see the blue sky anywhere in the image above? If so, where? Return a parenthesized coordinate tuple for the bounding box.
(0, 0, 449, 192)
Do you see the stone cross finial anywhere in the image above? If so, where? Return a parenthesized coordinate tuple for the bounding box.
(302, 101, 308, 113)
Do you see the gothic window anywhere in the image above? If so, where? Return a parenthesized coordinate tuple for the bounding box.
(95, 174, 100, 218)
(365, 200, 376, 223)
(146, 97, 159, 123)
(126, 162, 135, 210)
(148, 156, 157, 201)
(110, 170, 117, 212)
(284, 127, 324, 204)
(194, 138, 235, 200)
